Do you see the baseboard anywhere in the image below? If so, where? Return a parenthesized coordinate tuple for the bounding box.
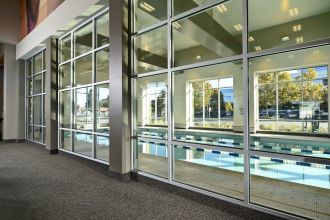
(48, 149, 58, 155)
(3, 139, 26, 143)
(3, 139, 16, 143)
(108, 170, 132, 182)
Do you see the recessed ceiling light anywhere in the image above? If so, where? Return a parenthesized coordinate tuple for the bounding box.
(288, 54, 294, 59)
(254, 46, 262, 51)
(289, 8, 299, 17)
(292, 24, 302, 32)
(282, 36, 290, 42)
(196, 55, 202, 60)
(296, 36, 304, 43)
(248, 36, 255, 42)
(140, 2, 155, 12)
(217, 4, 228, 13)
(234, 24, 242, 31)
(173, 22, 182, 29)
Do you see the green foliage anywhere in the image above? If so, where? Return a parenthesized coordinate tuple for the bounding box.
(258, 68, 327, 117)
(224, 102, 233, 112)
(192, 81, 213, 110)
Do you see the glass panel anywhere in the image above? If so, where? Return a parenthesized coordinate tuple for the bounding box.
(33, 126, 42, 143)
(174, 145, 244, 199)
(96, 13, 109, 47)
(27, 125, 33, 140)
(173, 0, 219, 15)
(248, 0, 330, 52)
(27, 78, 33, 96)
(27, 97, 32, 124)
(74, 87, 93, 131)
(96, 49, 109, 82)
(136, 74, 168, 139)
(96, 84, 109, 133)
(42, 95, 45, 126)
(250, 137, 330, 159)
(173, 61, 243, 147)
(42, 72, 45, 93)
(60, 35, 71, 62)
(42, 127, 46, 144)
(251, 45, 330, 135)
(60, 130, 71, 151)
(133, 0, 167, 32)
(135, 140, 168, 178)
(133, 26, 167, 74)
(34, 52, 42, 73)
(74, 55, 92, 86)
(43, 50, 46, 70)
(96, 135, 109, 162)
(250, 155, 330, 220)
(33, 74, 42, 94)
(59, 63, 71, 89)
(74, 132, 93, 157)
(33, 95, 41, 125)
(27, 59, 33, 76)
(59, 91, 71, 128)
(173, 1, 242, 66)
(74, 22, 93, 57)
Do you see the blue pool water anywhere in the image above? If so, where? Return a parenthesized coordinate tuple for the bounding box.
(137, 127, 330, 159)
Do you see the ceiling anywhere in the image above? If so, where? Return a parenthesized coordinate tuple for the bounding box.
(248, 0, 330, 31)
(134, 0, 330, 71)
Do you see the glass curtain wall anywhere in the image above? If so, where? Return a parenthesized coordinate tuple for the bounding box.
(131, 0, 330, 219)
(58, 10, 110, 162)
(26, 49, 46, 144)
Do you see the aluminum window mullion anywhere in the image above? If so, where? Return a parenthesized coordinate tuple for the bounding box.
(92, 17, 96, 159)
(167, 0, 173, 182)
(242, 0, 250, 205)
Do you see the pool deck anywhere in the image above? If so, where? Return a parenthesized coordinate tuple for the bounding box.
(137, 154, 330, 220)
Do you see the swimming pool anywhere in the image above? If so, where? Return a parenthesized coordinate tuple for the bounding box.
(137, 127, 330, 159)
(137, 141, 330, 189)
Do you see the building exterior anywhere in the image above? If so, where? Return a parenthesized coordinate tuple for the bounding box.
(0, 0, 329, 219)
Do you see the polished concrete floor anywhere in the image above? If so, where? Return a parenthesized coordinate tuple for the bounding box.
(0, 142, 284, 220)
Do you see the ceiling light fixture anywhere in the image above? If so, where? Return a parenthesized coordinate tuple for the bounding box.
(266, 58, 271, 62)
(248, 36, 255, 42)
(173, 22, 182, 29)
(282, 36, 290, 42)
(289, 8, 299, 17)
(140, 2, 155, 12)
(196, 55, 202, 60)
(288, 54, 294, 59)
(292, 24, 302, 32)
(313, 50, 320, 55)
(296, 36, 304, 44)
(234, 24, 242, 31)
(254, 46, 262, 51)
(217, 4, 228, 13)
